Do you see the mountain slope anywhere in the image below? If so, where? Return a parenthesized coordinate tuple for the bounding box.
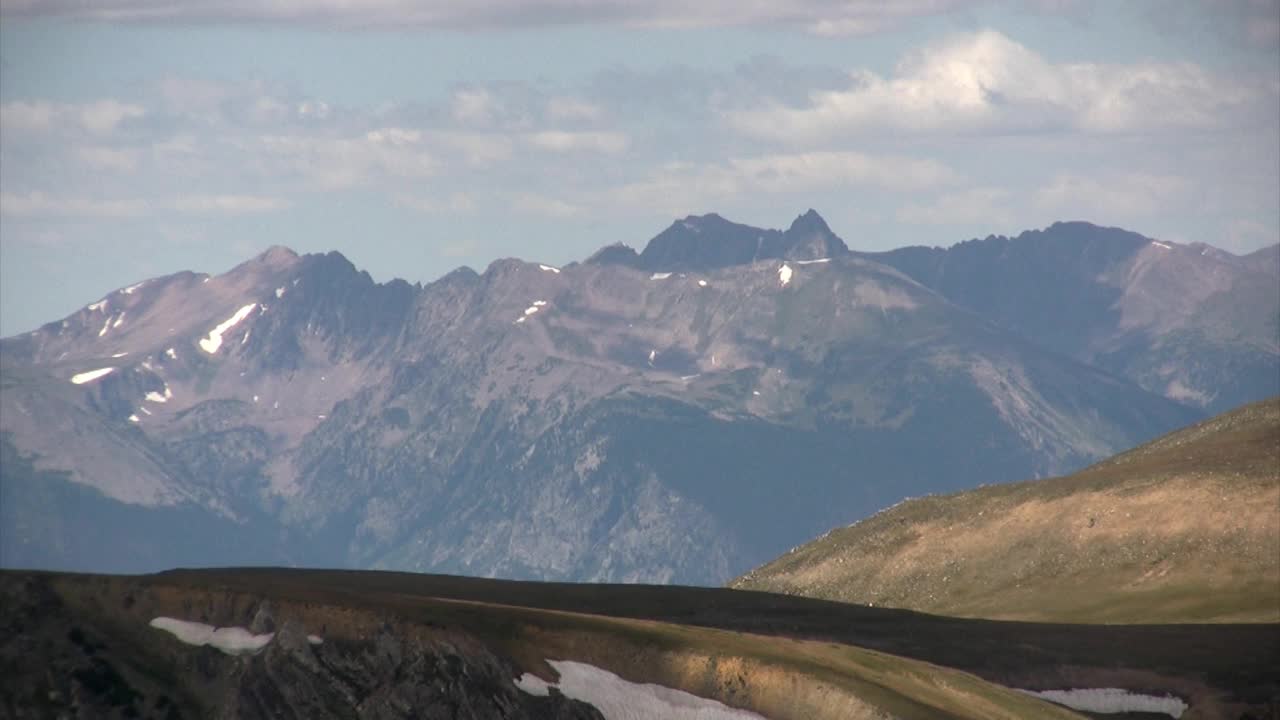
(0, 212, 1204, 583)
(862, 222, 1280, 413)
(3, 569, 1094, 720)
(731, 397, 1280, 623)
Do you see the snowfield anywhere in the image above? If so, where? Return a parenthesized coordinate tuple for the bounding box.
(149, 617, 274, 656)
(515, 660, 768, 720)
(70, 367, 116, 384)
(1017, 688, 1188, 718)
(199, 303, 258, 354)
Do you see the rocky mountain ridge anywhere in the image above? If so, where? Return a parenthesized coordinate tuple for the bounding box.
(3, 211, 1271, 584)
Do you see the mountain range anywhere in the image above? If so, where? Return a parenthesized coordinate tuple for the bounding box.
(2, 211, 1275, 584)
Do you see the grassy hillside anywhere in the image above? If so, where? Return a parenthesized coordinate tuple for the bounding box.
(731, 397, 1280, 624)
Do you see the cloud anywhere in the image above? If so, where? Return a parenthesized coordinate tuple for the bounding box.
(728, 30, 1267, 143)
(1032, 172, 1190, 219)
(169, 194, 290, 213)
(0, 191, 288, 218)
(0, 99, 145, 135)
(897, 187, 1013, 226)
(431, 131, 514, 167)
(451, 88, 500, 126)
(607, 150, 957, 213)
(79, 99, 147, 135)
(526, 130, 629, 154)
(77, 147, 141, 173)
(511, 192, 585, 218)
(393, 192, 476, 214)
(252, 132, 437, 189)
(1, 0, 976, 34)
(546, 97, 603, 122)
(0, 191, 147, 219)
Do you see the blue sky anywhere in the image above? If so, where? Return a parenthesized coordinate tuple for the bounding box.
(2, 0, 1278, 335)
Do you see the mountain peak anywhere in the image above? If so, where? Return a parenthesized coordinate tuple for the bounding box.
(781, 209, 847, 260)
(254, 245, 301, 268)
(788, 209, 831, 235)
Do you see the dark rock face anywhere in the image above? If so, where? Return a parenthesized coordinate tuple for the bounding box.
(5, 212, 1270, 584)
(864, 222, 1280, 413)
(0, 574, 601, 720)
(633, 210, 849, 272)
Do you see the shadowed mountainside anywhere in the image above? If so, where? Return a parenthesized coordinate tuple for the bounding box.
(862, 223, 1280, 413)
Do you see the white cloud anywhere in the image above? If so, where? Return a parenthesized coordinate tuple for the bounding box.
(0, 99, 145, 135)
(451, 88, 499, 125)
(546, 96, 603, 121)
(0, 101, 57, 132)
(729, 30, 1264, 143)
(394, 192, 476, 214)
(608, 150, 957, 213)
(77, 99, 146, 135)
(511, 192, 585, 218)
(253, 133, 437, 189)
(0, 191, 288, 218)
(366, 127, 423, 146)
(1033, 172, 1190, 219)
(897, 187, 1013, 225)
(77, 146, 141, 173)
(169, 194, 289, 213)
(1, 0, 975, 34)
(431, 131, 514, 167)
(526, 130, 629, 154)
(0, 191, 147, 218)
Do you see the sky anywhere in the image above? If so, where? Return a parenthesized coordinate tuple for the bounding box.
(1, 0, 1278, 336)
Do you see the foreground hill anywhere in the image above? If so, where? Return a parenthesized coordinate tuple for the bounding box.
(0, 212, 1203, 583)
(732, 397, 1280, 624)
(6, 568, 1277, 719)
(2, 569, 1087, 720)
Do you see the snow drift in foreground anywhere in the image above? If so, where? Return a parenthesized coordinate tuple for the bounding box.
(515, 660, 768, 719)
(1017, 688, 1187, 718)
(149, 617, 274, 656)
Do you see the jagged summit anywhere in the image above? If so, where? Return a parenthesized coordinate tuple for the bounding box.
(253, 245, 301, 267)
(788, 209, 832, 235)
(584, 242, 640, 266)
(626, 209, 848, 272)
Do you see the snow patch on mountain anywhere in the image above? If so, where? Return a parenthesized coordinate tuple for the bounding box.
(70, 367, 116, 384)
(514, 660, 766, 720)
(149, 617, 275, 657)
(199, 304, 258, 354)
(778, 264, 792, 286)
(538, 264, 561, 273)
(88, 300, 108, 312)
(651, 272, 672, 280)
(1016, 688, 1187, 718)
